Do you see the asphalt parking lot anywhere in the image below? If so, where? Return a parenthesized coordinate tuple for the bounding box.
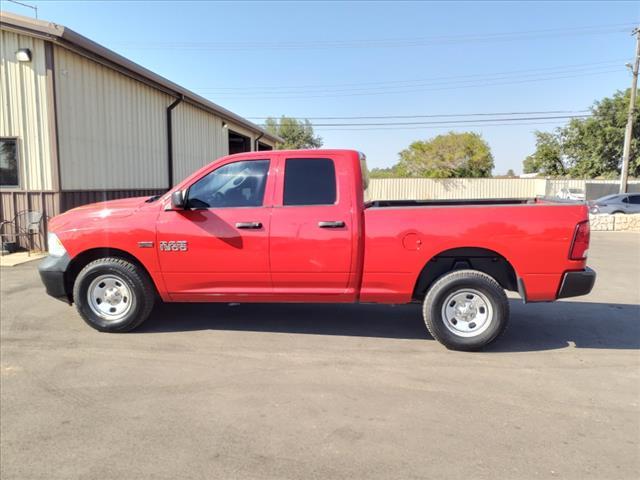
(1, 232, 638, 480)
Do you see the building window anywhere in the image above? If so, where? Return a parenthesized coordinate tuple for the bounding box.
(283, 158, 336, 206)
(0, 138, 19, 187)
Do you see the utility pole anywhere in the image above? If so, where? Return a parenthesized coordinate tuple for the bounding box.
(620, 27, 640, 194)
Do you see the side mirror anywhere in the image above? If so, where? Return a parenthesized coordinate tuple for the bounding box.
(170, 190, 186, 210)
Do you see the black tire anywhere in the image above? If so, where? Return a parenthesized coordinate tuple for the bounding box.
(73, 257, 155, 332)
(423, 269, 509, 351)
(611, 211, 624, 214)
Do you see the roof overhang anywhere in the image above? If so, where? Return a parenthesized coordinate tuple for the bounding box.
(0, 10, 283, 144)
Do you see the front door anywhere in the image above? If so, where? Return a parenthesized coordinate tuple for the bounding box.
(157, 158, 273, 301)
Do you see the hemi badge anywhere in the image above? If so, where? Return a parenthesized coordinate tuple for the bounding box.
(138, 241, 154, 248)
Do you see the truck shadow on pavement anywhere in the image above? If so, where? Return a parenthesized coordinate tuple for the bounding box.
(486, 300, 640, 352)
(136, 300, 640, 352)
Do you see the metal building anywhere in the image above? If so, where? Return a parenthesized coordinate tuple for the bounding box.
(0, 11, 280, 247)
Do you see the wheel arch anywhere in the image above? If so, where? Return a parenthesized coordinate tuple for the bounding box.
(64, 248, 156, 302)
(412, 247, 518, 301)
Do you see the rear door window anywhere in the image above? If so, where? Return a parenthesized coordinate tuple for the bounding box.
(283, 158, 336, 206)
(629, 195, 640, 205)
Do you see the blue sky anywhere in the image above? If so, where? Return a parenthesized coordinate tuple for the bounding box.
(4, 0, 639, 173)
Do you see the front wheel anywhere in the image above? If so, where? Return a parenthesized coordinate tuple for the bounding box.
(423, 269, 509, 351)
(73, 257, 155, 332)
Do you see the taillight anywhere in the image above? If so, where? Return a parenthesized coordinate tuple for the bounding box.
(569, 221, 590, 260)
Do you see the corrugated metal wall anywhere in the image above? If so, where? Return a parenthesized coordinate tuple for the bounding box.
(52, 46, 270, 191)
(0, 31, 53, 191)
(583, 180, 640, 199)
(368, 178, 547, 200)
(172, 102, 228, 184)
(54, 46, 172, 190)
(60, 189, 165, 212)
(369, 178, 640, 200)
(0, 191, 59, 249)
(545, 179, 589, 197)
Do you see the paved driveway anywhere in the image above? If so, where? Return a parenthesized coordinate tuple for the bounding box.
(1, 232, 638, 479)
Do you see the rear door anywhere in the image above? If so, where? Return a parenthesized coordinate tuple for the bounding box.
(157, 157, 274, 300)
(269, 155, 354, 299)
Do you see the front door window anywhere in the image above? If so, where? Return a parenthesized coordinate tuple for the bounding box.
(187, 160, 270, 209)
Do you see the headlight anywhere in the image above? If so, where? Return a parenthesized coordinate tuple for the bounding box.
(47, 233, 67, 257)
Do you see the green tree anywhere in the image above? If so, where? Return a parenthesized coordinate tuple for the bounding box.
(523, 131, 566, 176)
(563, 89, 639, 178)
(395, 132, 494, 178)
(369, 166, 399, 178)
(264, 116, 323, 150)
(522, 89, 639, 178)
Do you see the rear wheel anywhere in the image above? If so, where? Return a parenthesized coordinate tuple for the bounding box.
(73, 257, 155, 332)
(423, 269, 509, 351)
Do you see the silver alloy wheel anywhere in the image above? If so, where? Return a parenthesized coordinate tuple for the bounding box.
(441, 288, 493, 338)
(87, 274, 133, 322)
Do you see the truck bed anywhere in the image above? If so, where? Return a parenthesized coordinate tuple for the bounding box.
(360, 199, 589, 303)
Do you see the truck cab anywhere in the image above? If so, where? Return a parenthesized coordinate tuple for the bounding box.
(158, 150, 366, 302)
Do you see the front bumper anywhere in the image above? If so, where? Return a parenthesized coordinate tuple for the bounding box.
(557, 267, 596, 299)
(38, 254, 71, 303)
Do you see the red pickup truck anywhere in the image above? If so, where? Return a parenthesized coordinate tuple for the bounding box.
(39, 149, 595, 350)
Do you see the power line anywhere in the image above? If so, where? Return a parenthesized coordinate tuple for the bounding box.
(111, 23, 636, 51)
(196, 59, 628, 92)
(247, 109, 590, 121)
(208, 69, 621, 99)
(6, 0, 37, 18)
(312, 120, 582, 131)
(256, 114, 591, 128)
(202, 66, 621, 96)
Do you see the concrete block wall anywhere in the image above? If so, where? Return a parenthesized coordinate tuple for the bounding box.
(589, 214, 640, 232)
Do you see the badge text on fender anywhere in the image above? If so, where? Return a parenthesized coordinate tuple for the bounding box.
(159, 240, 188, 252)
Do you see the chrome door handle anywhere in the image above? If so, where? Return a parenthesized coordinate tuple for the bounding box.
(235, 222, 262, 229)
(318, 221, 345, 228)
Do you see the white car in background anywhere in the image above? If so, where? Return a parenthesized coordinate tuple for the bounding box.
(557, 188, 586, 201)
